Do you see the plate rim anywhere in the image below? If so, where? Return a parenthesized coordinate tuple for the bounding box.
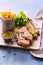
(30, 51, 43, 58)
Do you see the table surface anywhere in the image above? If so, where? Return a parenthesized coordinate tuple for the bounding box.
(0, 0, 43, 65)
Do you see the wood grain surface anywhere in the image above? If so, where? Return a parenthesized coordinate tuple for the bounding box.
(0, 19, 42, 50)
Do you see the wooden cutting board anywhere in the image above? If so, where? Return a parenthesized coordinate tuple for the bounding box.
(0, 19, 42, 50)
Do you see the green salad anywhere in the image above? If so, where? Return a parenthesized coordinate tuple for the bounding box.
(14, 11, 29, 26)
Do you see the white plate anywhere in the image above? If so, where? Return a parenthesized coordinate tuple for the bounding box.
(30, 48, 43, 58)
(30, 20, 43, 58)
(30, 8, 43, 58)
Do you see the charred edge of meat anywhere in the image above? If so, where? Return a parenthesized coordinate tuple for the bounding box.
(33, 34, 38, 40)
(18, 43, 29, 47)
(29, 40, 33, 44)
(36, 31, 40, 36)
(28, 40, 33, 46)
(35, 28, 40, 36)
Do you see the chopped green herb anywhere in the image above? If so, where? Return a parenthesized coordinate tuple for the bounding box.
(14, 11, 28, 27)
